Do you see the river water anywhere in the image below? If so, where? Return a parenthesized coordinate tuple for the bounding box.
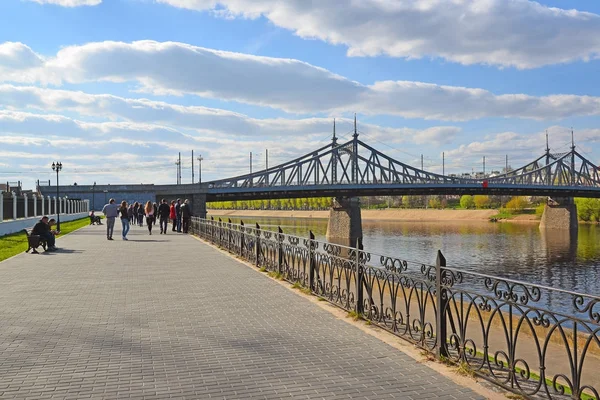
(210, 214, 600, 297)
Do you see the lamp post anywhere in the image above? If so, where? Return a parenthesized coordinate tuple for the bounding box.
(92, 182, 96, 211)
(51, 161, 62, 231)
(103, 190, 108, 205)
(197, 155, 203, 184)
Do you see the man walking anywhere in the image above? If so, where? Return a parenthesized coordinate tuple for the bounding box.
(158, 198, 170, 234)
(102, 198, 120, 240)
(175, 198, 182, 233)
(181, 199, 192, 233)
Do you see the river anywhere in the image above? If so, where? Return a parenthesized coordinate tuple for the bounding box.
(209, 215, 600, 297)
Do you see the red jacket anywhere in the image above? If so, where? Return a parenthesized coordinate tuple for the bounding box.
(169, 205, 176, 219)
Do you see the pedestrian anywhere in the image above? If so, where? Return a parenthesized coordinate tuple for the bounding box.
(144, 200, 155, 235)
(181, 199, 192, 233)
(158, 198, 170, 234)
(137, 203, 144, 226)
(119, 200, 130, 240)
(102, 198, 119, 240)
(170, 200, 177, 232)
(153, 202, 158, 225)
(128, 204, 134, 224)
(175, 198, 182, 232)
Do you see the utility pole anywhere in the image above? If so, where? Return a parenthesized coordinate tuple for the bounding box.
(197, 155, 203, 184)
(250, 152, 253, 174)
(442, 152, 445, 176)
(483, 156, 486, 177)
(176, 153, 181, 185)
(192, 150, 194, 184)
(505, 155, 508, 173)
(421, 154, 423, 171)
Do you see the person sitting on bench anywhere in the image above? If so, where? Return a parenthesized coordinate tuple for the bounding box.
(32, 216, 57, 251)
(89, 211, 102, 225)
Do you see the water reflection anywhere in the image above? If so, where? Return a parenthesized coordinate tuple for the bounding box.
(210, 214, 600, 296)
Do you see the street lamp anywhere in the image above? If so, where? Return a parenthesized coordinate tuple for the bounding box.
(197, 155, 203, 184)
(51, 161, 62, 231)
(92, 182, 96, 211)
(103, 190, 108, 204)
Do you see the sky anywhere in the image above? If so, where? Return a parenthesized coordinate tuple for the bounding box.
(1, 0, 600, 190)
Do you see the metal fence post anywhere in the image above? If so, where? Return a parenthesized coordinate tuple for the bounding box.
(436, 250, 449, 359)
(240, 220, 245, 256)
(218, 218, 222, 247)
(309, 231, 315, 291)
(277, 226, 283, 274)
(255, 223, 261, 267)
(227, 219, 232, 250)
(355, 238, 364, 315)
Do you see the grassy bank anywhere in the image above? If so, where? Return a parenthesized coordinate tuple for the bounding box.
(0, 217, 90, 262)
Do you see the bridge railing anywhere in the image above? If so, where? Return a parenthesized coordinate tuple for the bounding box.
(190, 216, 600, 399)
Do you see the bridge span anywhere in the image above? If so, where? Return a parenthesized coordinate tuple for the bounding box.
(42, 126, 600, 239)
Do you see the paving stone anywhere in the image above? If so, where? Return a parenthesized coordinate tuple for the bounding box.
(0, 225, 485, 399)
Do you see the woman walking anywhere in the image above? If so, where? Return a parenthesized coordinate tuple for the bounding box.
(119, 200, 130, 240)
(145, 200, 155, 235)
(169, 200, 177, 232)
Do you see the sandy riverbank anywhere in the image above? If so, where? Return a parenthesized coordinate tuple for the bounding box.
(208, 209, 539, 222)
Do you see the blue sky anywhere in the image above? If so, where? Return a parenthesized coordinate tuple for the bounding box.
(1, 0, 600, 188)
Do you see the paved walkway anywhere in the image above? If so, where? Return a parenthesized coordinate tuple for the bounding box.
(0, 225, 485, 399)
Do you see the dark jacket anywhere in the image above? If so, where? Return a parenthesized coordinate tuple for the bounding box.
(175, 203, 181, 217)
(158, 203, 170, 218)
(181, 203, 192, 218)
(32, 221, 50, 236)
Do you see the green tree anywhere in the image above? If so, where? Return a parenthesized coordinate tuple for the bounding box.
(460, 195, 475, 209)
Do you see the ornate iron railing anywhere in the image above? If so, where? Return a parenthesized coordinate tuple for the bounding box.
(190, 217, 600, 400)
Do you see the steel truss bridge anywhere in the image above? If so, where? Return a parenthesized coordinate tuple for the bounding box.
(206, 131, 600, 201)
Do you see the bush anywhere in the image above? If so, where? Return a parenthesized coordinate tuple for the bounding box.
(473, 195, 491, 209)
(505, 196, 529, 210)
(459, 195, 475, 209)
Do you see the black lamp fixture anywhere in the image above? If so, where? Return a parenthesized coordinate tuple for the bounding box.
(51, 162, 62, 231)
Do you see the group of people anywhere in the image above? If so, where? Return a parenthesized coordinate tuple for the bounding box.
(102, 198, 192, 240)
(31, 216, 60, 251)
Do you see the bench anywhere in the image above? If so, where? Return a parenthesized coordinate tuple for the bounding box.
(23, 229, 47, 254)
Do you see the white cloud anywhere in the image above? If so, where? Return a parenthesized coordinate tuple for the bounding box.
(2, 41, 600, 120)
(25, 0, 102, 6)
(157, 0, 600, 69)
(0, 42, 44, 83)
(0, 106, 466, 185)
(0, 84, 461, 145)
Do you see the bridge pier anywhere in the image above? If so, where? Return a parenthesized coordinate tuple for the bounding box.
(539, 197, 578, 232)
(326, 197, 363, 248)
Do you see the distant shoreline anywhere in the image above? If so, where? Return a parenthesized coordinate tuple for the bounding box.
(207, 209, 539, 222)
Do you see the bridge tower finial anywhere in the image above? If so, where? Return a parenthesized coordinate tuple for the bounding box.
(353, 113, 358, 140)
(571, 127, 575, 151)
(545, 130, 550, 154)
(332, 118, 337, 146)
